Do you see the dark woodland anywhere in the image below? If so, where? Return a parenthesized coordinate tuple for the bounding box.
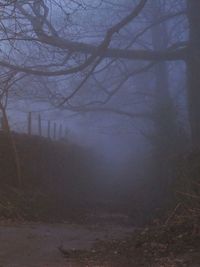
(0, 1, 199, 266)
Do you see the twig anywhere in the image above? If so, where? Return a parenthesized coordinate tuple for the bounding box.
(165, 203, 181, 225)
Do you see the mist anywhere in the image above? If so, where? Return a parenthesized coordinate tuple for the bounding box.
(0, 1, 199, 266)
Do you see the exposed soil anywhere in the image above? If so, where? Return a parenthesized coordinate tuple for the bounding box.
(0, 216, 133, 267)
(0, 213, 199, 267)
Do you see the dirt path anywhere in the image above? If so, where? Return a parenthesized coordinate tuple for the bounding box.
(0, 221, 133, 267)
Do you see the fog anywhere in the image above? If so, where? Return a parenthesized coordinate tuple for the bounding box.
(2, 0, 200, 265)
(2, 0, 199, 226)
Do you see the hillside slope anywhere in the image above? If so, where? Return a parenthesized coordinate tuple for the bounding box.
(0, 131, 94, 221)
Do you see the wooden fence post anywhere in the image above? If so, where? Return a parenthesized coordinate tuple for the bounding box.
(64, 127, 68, 139)
(1, 117, 4, 130)
(59, 124, 63, 139)
(28, 112, 32, 135)
(38, 114, 42, 136)
(53, 122, 57, 140)
(47, 120, 51, 139)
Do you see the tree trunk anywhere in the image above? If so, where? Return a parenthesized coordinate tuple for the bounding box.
(187, 0, 200, 147)
(148, 1, 186, 207)
(151, 1, 178, 153)
(0, 102, 22, 188)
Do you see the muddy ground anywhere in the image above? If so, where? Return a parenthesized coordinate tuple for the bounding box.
(0, 218, 133, 267)
(0, 214, 199, 267)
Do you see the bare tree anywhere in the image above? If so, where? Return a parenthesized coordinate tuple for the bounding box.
(1, 0, 200, 147)
(0, 71, 22, 187)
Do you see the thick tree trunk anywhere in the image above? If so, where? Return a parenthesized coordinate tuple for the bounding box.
(187, 0, 200, 147)
(0, 102, 22, 188)
(151, 2, 178, 161)
(154, 63, 177, 151)
(149, 1, 186, 206)
(151, 1, 178, 153)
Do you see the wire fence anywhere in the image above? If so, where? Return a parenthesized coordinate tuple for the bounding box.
(0, 111, 66, 141)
